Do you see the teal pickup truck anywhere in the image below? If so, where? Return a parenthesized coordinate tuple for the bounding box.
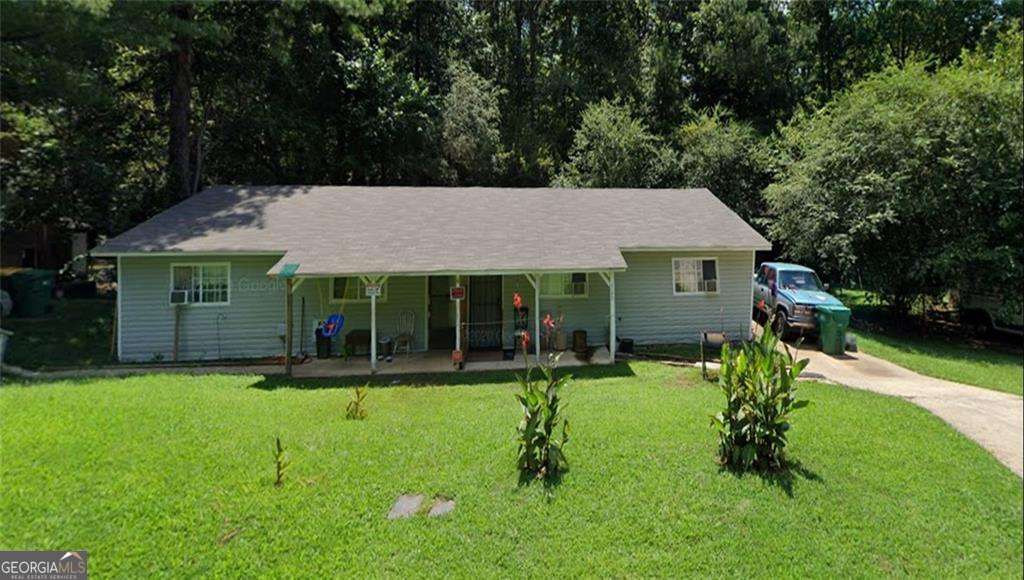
(753, 262, 846, 338)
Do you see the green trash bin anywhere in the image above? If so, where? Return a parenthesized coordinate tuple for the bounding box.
(815, 304, 851, 355)
(9, 269, 55, 318)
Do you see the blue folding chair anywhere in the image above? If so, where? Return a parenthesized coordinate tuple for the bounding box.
(321, 313, 345, 338)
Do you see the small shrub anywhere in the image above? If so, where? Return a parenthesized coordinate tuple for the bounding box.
(346, 384, 368, 420)
(273, 436, 290, 487)
(711, 322, 809, 471)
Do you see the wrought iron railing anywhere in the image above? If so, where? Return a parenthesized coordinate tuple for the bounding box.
(460, 320, 504, 349)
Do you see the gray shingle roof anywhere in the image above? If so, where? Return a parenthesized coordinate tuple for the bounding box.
(94, 186, 770, 276)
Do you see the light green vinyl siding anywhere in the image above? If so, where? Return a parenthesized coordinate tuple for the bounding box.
(119, 256, 427, 362)
(497, 251, 752, 349)
(118, 251, 754, 361)
(616, 251, 754, 343)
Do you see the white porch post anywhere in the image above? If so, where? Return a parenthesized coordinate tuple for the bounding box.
(285, 278, 294, 376)
(526, 273, 541, 361)
(608, 272, 616, 362)
(370, 290, 377, 372)
(454, 274, 462, 354)
(599, 271, 617, 363)
(361, 275, 386, 373)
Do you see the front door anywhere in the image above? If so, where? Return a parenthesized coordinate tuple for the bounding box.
(468, 275, 502, 349)
(428, 276, 453, 349)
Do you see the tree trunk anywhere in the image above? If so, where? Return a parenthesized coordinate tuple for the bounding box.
(168, 3, 193, 201)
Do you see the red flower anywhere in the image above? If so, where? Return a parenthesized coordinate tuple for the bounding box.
(542, 313, 555, 330)
(520, 330, 531, 350)
(513, 292, 523, 310)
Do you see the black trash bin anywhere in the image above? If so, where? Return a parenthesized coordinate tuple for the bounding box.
(315, 326, 332, 359)
(618, 338, 634, 354)
(9, 269, 55, 318)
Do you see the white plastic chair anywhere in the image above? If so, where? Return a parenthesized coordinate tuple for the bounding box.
(394, 310, 416, 355)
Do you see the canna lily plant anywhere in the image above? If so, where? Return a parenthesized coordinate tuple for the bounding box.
(513, 292, 571, 481)
(711, 320, 809, 471)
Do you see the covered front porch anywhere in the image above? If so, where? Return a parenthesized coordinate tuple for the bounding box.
(277, 269, 621, 376)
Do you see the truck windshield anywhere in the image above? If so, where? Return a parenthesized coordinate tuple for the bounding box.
(779, 270, 824, 292)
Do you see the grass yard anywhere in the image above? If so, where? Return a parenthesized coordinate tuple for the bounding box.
(1, 363, 1021, 577)
(2, 298, 115, 370)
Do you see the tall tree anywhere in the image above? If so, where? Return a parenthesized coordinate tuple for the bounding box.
(689, 0, 800, 129)
(674, 106, 769, 223)
(441, 63, 504, 184)
(554, 100, 677, 188)
(167, 2, 193, 200)
(765, 30, 1023, 314)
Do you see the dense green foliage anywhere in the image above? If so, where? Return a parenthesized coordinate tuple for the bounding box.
(3, 1, 1018, 227)
(675, 106, 769, 222)
(554, 100, 676, 188)
(441, 63, 504, 184)
(2, 365, 1021, 576)
(2, 1, 1021, 310)
(713, 324, 809, 470)
(766, 30, 1024, 314)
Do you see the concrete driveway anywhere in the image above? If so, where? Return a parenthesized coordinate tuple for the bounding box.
(794, 345, 1023, 477)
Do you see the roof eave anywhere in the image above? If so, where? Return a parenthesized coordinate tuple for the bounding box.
(91, 249, 286, 258)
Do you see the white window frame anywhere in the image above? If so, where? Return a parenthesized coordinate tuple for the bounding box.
(539, 272, 590, 299)
(169, 262, 231, 306)
(329, 277, 389, 303)
(672, 257, 719, 296)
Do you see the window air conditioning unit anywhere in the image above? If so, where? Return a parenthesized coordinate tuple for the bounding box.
(170, 290, 189, 304)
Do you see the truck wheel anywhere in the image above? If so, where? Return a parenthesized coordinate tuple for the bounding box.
(773, 310, 790, 339)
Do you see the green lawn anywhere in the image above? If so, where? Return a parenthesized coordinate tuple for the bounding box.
(2, 363, 1020, 576)
(2, 298, 115, 370)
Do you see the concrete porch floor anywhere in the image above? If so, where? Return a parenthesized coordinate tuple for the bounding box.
(291, 347, 612, 378)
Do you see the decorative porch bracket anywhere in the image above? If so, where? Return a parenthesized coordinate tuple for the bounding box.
(598, 271, 616, 362)
(360, 275, 389, 372)
(524, 273, 542, 361)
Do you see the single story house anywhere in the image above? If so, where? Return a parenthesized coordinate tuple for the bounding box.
(93, 186, 770, 372)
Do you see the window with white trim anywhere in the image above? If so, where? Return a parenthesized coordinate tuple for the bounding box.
(540, 272, 589, 298)
(330, 277, 388, 302)
(170, 264, 230, 305)
(672, 258, 718, 294)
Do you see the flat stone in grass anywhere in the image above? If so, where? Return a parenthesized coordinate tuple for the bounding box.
(427, 497, 455, 518)
(387, 494, 424, 520)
